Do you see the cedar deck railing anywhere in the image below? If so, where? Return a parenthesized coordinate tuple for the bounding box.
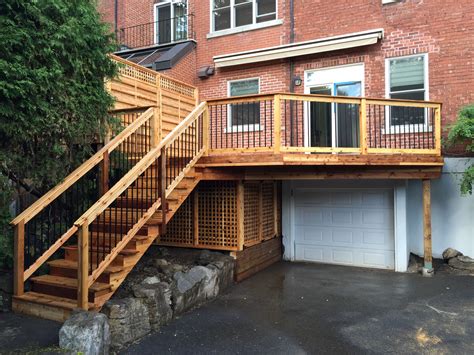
(207, 93, 442, 156)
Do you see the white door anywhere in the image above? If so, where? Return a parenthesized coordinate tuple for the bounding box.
(293, 188, 395, 269)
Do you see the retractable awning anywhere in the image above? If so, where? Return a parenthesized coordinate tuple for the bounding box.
(213, 29, 384, 68)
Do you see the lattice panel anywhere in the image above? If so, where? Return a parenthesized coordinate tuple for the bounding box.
(161, 194, 194, 246)
(243, 182, 260, 247)
(160, 76, 196, 98)
(197, 181, 238, 249)
(118, 63, 157, 85)
(261, 182, 275, 241)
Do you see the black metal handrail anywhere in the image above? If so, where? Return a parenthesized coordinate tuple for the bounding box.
(117, 14, 194, 50)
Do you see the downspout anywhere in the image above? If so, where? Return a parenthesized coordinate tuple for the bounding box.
(114, 0, 118, 34)
(288, 0, 295, 93)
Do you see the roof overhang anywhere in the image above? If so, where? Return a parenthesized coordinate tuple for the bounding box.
(213, 29, 384, 68)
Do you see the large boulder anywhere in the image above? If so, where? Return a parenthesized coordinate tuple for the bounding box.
(101, 297, 151, 350)
(59, 310, 110, 355)
(172, 266, 218, 314)
(442, 248, 463, 260)
(449, 255, 474, 272)
(133, 282, 173, 330)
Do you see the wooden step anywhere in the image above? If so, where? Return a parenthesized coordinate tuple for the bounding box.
(62, 245, 139, 267)
(31, 275, 112, 303)
(48, 259, 125, 283)
(12, 292, 96, 322)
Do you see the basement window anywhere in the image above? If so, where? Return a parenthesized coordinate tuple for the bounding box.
(227, 78, 261, 131)
(212, 0, 277, 33)
(386, 54, 430, 131)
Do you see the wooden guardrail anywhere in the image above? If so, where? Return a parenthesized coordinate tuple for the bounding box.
(207, 93, 442, 156)
(10, 107, 157, 296)
(73, 102, 208, 309)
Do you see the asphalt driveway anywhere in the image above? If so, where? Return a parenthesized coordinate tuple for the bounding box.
(123, 261, 474, 354)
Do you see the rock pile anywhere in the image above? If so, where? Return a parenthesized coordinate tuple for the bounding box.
(443, 248, 474, 272)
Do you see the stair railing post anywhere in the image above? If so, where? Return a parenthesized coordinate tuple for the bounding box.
(100, 150, 110, 195)
(13, 220, 25, 296)
(151, 107, 161, 148)
(77, 223, 89, 310)
(158, 147, 167, 235)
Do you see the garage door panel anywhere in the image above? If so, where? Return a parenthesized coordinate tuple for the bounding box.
(293, 188, 395, 270)
(295, 244, 395, 269)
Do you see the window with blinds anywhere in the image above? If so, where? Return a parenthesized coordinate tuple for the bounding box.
(388, 55, 427, 126)
(228, 78, 260, 128)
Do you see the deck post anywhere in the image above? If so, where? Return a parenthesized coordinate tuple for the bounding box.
(202, 105, 210, 155)
(359, 98, 367, 154)
(422, 179, 433, 277)
(77, 224, 89, 309)
(236, 181, 244, 251)
(434, 104, 442, 156)
(13, 220, 25, 296)
(274, 95, 281, 153)
(193, 190, 199, 246)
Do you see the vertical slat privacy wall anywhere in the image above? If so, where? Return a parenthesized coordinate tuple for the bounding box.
(161, 181, 281, 251)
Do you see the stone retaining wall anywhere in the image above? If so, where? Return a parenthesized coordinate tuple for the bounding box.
(101, 247, 234, 352)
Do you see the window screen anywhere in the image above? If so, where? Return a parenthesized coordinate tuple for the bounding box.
(229, 79, 260, 127)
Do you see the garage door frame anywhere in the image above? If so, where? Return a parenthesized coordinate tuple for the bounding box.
(282, 180, 409, 272)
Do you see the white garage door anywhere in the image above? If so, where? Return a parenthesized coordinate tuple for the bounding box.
(294, 188, 395, 269)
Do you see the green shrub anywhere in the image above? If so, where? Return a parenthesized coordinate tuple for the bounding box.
(447, 104, 474, 195)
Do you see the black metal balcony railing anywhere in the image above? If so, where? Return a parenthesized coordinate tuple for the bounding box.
(117, 14, 194, 50)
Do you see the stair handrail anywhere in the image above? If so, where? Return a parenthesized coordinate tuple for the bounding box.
(73, 102, 208, 308)
(11, 107, 155, 226)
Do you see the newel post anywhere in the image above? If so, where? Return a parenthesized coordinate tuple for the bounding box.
(202, 105, 210, 155)
(274, 95, 281, 153)
(13, 220, 25, 296)
(77, 224, 89, 309)
(151, 107, 161, 148)
(359, 98, 368, 154)
(100, 150, 110, 195)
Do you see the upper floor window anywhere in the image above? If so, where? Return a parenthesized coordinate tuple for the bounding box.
(212, 0, 277, 32)
(386, 54, 429, 127)
(154, 0, 188, 45)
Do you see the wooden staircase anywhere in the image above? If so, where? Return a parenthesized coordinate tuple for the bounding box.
(11, 103, 208, 322)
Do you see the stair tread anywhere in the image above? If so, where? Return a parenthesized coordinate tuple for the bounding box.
(14, 292, 95, 310)
(48, 259, 124, 274)
(31, 275, 111, 292)
(62, 245, 139, 256)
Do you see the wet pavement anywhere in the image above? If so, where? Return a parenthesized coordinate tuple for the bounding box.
(0, 312, 61, 353)
(123, 261, 474, 354)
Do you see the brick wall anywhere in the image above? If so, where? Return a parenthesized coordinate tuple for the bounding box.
(98, 0, 474, 152)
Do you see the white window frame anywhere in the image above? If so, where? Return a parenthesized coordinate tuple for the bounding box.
(226, 77, 261, 132)
(384, 53, 430, 134)
(153, 1, 188, 45)
(210, 0, 278, 34)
